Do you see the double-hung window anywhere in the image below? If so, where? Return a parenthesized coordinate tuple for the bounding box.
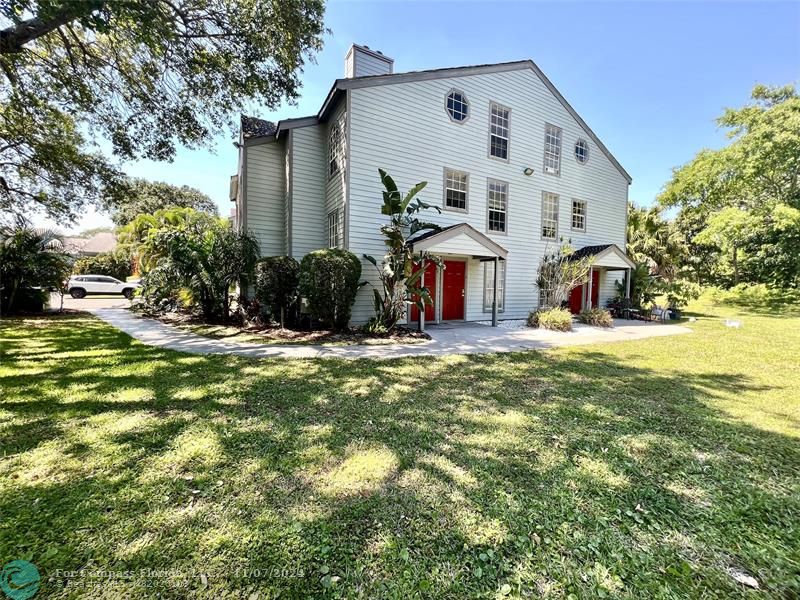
(541, 192, 559, 240)
(483, 260, 506, 311)
(487, 179, 508, 233)
(328, 210, 341, 248)
(571, 200, 587, 231)
(444, 169, 468, 211)
(543, 123, 562, 175)
(328, 115, 346, 178)
(489, 103, 510, 160)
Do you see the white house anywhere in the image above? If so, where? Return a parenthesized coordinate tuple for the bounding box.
(232, 44, 635, 326)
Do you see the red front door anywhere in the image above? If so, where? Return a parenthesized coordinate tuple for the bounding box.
(410, 261, 437, 322)
(441, 260, 466, 320)
(568, 270, 600, 314)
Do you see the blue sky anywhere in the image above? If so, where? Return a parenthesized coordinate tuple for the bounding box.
(55, 0, 799, 232)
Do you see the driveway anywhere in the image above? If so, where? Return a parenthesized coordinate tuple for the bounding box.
(87, 308, 692, 360)
(51, 293, 131, 311)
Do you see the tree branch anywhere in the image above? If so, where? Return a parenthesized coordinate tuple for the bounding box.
(0, 2, 101, 54)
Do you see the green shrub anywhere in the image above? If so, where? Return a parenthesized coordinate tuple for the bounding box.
(73, 252, 132, 281)
(299, 249, 362, 330)
(255, 256, 300, 328)
(578, 307, 613, 327)
(664, 279, 702, 308)
(708, 283, 800, 308)
(527, 307, 573, 331)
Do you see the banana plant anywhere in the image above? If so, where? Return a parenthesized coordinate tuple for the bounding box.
(364, 169, 442, 330)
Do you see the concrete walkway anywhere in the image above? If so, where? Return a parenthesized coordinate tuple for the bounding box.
(89, 308, 692, 360)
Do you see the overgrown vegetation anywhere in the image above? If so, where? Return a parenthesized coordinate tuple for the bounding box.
(73, 251, 132, 282)
(527, 306, 573, 331)
(578, 307, 613, 327)
(0, 222, 70, 314)
(364, 169, 441, 331)
(299, 249, 362, 331)
(1, 299, 797, 596)
(121, 207, 259, 322)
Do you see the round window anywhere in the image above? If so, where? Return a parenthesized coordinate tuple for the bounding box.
(446, 90, 469, 122)
(575, 139, 589, 164)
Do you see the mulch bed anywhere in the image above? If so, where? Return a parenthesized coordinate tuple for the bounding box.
(151, 311, 431, 345)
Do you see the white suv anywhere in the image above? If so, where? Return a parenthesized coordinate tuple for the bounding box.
(67, 275, 140, 299)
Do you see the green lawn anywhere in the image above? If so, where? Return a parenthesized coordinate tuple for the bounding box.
(0, 297, 798, 598)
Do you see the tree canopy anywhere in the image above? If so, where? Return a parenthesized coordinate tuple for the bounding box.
(659, 84, 800, 288)
(104, 178, 218, 226)
(0, 0, 325, 223)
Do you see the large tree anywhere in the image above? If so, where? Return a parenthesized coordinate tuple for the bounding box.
(660, 84, 800, 288)
(104, 177, 218, 226)
(0, 0, 325, 223)
(626, 202, 685, 280)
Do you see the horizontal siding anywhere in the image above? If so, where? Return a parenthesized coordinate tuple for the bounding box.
(355, 51, 392, 77)
(246, 141, 285, 257)
(290, 125, 327, 257)
(348, 68, 628, 324)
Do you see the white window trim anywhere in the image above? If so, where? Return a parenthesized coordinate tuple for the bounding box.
(442, 167, 469, 213)
(328, 209, 341, 248)
(483, 260, 506, 313)
(541, 191, 559, 241)
(445, 88, 470, 123)
(571, 199, 587, 232)
(574, 138, 590, 164)
(486, 178, 509, 235)
(543, 123, 562, 176)
(328, 114, 346, 179)
(487, 102, 511, 163)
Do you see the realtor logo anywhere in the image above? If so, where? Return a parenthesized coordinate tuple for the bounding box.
(0, 561, 40, 600)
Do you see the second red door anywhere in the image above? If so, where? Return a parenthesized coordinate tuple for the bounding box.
(441, 260, 466, 320)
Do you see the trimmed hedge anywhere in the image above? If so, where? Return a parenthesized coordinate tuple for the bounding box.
(299, 249, 362, 330)
(527, 307, 573, 332)
(73, 252, 132, 281)
(578, 307, 613, 327)
(255, 256, 300, 327)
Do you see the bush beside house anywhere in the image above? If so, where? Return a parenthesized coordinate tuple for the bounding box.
(255, 256, 300, 328)
(527, 307, 573, 332)
(299, 249, 362, 331)
(578, 307, 613, 327)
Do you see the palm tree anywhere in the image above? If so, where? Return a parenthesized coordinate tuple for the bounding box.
(627, 203, 686, 280)
(0, 222, 71, 314)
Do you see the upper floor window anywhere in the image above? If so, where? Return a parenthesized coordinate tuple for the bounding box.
(328, 115, 346, 178)
(542, 192, 559, 240)
(574, 138, 589, 164)
(444, 169, 468, 211)
(328, 210, 341, 248)
(543, 123, 562, 175)
(487, 179, 508, 233)
(489, 103, 510, 160)
(446, 90, 469, 122)
(571, 199, 587, 231)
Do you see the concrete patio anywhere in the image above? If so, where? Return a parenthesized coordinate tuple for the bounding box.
(88, 308, 692, 360)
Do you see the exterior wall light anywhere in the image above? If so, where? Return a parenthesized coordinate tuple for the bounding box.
(523, 167, 534, 176)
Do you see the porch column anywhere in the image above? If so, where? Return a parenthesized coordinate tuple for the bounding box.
(417, 259, 426, 332)
(625, 268, 631, 299)
(587, 267, 594, 309)
(491, 256, 499, 327)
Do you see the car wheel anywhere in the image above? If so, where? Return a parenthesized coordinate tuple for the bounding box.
(122, 288, 134, 299)
(70, 288, 86, 299)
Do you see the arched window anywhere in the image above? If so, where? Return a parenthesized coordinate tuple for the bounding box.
(574, 138, 589, 164)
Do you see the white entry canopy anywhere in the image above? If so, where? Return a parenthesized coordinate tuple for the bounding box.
(410, 223, 508, 259)
(570, 244, 636, 270)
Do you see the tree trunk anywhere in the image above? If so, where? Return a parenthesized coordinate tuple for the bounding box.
(733, 245, 739, 286)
